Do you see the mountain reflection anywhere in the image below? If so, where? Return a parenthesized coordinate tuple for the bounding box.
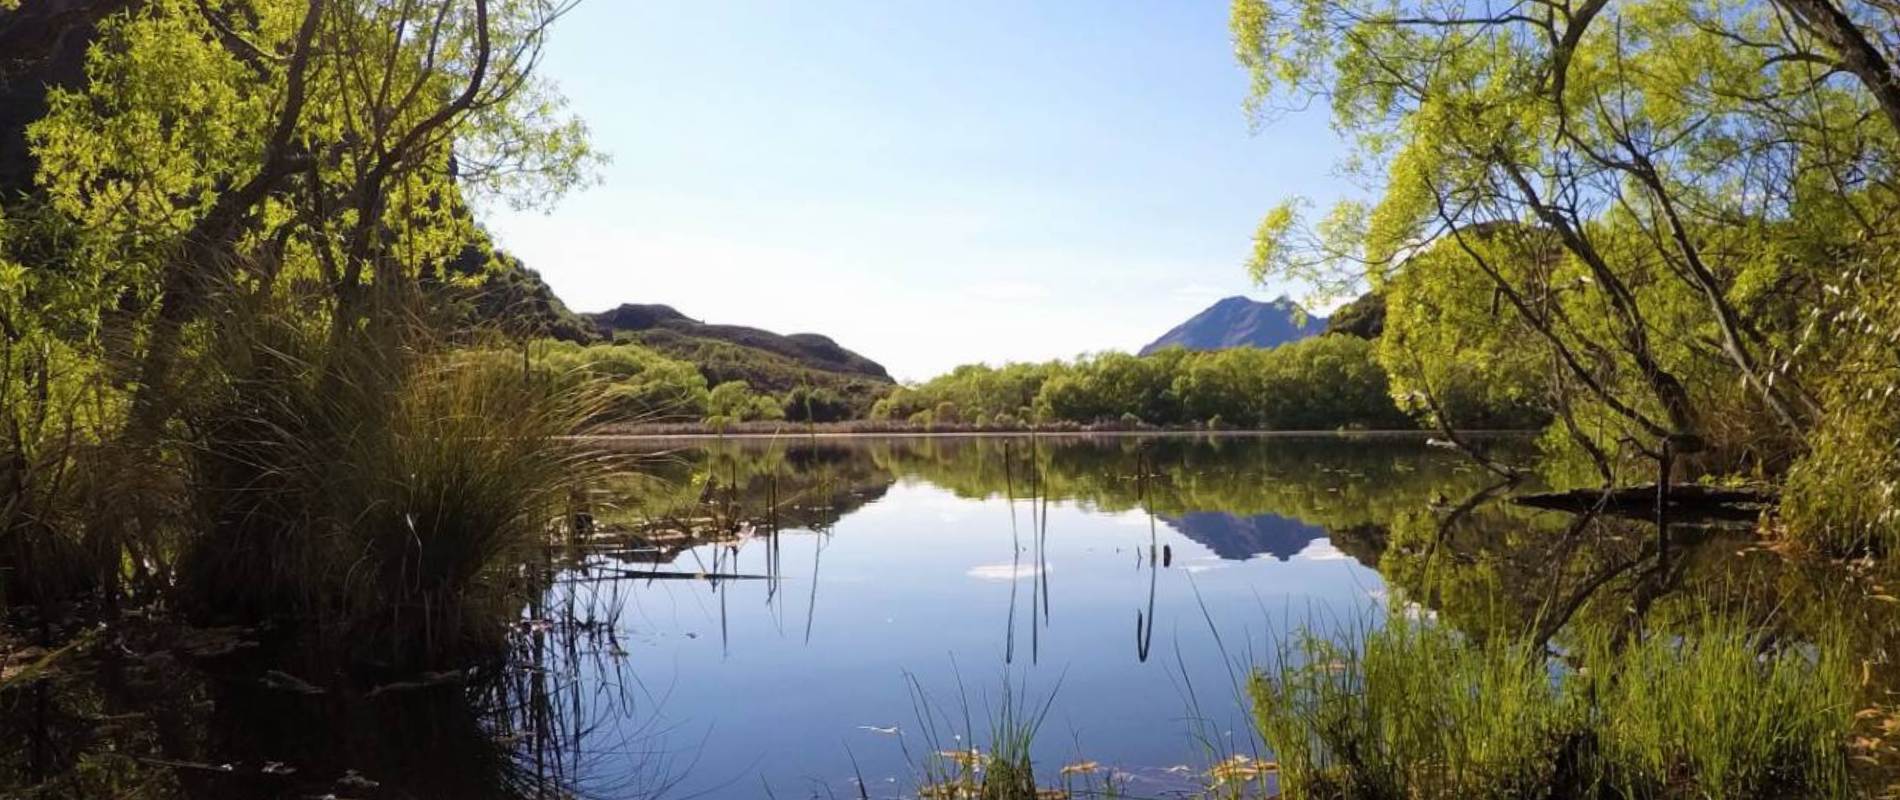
(1160, 511, 1327, 561)
(598, 433, 1521, 556)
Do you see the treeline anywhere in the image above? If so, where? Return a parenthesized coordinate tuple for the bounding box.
(561, 330, 1549, 432)
(873, 335, 1431, 430)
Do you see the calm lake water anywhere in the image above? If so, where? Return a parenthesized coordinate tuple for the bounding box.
(553, 434, 1510, 798)
(17, 431, 1858, 799)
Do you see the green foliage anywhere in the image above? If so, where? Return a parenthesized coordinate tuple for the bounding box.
(906, 673, 1060, 800)
(1591, 620, 1852, 798)
(1256, 619, 1570, 798)
(1378, 235, 1553, 431)
(426, 237, 596, 343)
(1228, 0, 1900, 536)
(707, 380, 785, 423)
(879, 337, 1429, 430)
(1323, 291, 1384, 339)
(1254, 615, 1853, 799)
(0, 208, 133, 607)
(614, 328, 891, 418)
(532, 340, 711, 422)
(0, 0, 610, 655)
(1781, 245, 1900, 553)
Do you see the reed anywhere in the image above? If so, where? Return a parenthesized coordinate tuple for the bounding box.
(1586, 616, 1853, 799)
(905, 671, 1062, 800)
(1251, 613, 1854, 799)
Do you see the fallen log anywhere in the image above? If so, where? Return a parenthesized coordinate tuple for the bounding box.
(1512, 484, 1776, 522)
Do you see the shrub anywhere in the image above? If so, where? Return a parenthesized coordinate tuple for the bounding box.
(535, 340, 708, 422)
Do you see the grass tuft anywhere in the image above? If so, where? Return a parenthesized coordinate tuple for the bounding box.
(178, 320, 616, 669)
(1252, 614, 1853, 799)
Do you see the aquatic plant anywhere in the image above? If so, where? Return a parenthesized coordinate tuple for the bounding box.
(1251, 614, 1854, 799)
(905, 671, 1062, 800)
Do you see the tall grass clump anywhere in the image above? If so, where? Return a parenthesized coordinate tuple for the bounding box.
(1588, 618, 1853, 799)
(905, 672, 1060, 799)
(1253, 618, 1577, 799)
(179, 319, 613, 669)
(1252, 615, 1855, 799)
(1781, 407, 1900, 556)
(0, 334, 131, 612)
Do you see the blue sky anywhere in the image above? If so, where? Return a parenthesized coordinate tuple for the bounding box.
(482, 1, 1348, 381)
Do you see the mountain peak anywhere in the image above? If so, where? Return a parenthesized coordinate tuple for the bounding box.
(1138, 296, 1326, 355)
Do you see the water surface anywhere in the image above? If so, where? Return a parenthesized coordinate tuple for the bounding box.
(562, 434, 1503, 797)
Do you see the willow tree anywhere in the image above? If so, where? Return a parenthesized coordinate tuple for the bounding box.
(1232, 0, 1899, 495)
(27, 0, 594, 441)
(2, 0, 597, 599)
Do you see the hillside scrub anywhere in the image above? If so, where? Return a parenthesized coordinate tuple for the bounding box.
(606, 326, 893, 418)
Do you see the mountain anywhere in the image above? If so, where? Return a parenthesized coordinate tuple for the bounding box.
(587, 304, 894, 412)
(1139, 295, 1326, 355)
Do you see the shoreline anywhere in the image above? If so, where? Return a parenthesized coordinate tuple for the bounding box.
(573, 427, 1541, 442)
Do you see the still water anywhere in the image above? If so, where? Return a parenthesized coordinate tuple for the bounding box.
(557, 434, 1507, 797)
(2, 432, 1560, 799)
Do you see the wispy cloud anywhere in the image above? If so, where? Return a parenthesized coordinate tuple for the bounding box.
(967, 563, 1049, 581)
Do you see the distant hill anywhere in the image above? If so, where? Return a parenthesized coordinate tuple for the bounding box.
(1139, 295, 1326, 355)
(586, 304, 895, 411)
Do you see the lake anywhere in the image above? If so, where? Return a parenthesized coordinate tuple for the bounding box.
(547, 434, 1512, 798)
(15, 431, 1854, 800)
